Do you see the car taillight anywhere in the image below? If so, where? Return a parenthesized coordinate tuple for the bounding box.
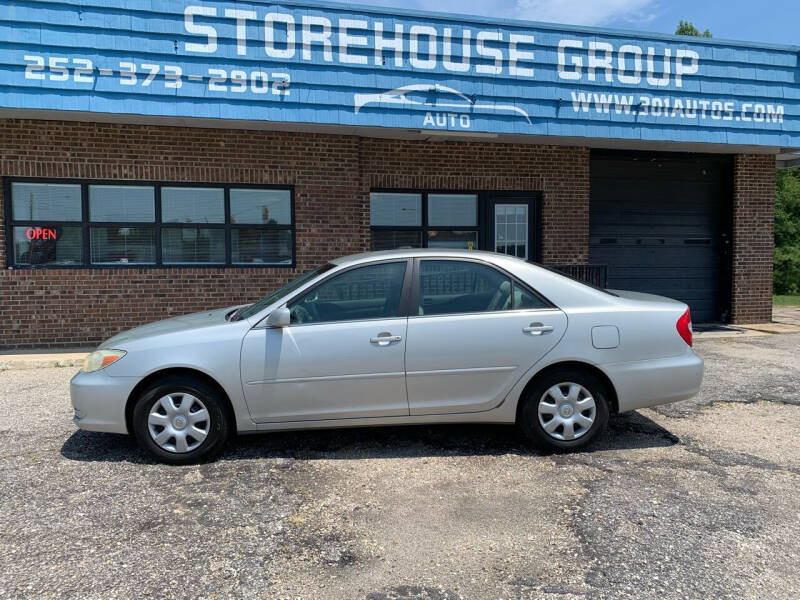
(676, 308, 693, 347)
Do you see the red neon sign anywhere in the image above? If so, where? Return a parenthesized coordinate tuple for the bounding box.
(26, 227, 58, 241)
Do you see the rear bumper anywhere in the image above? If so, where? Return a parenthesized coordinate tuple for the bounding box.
(603, 349, 704, 413)
(70, 370, 139, 434)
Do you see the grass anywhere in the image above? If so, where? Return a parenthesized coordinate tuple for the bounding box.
(774, 295, 800, 307)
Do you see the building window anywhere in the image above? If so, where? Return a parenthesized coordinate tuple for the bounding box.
(229, 188, 293, 265)
(6, 180, 294, 268)
(370, 191, 478, 251)
(89, 185, 157, 265)
(10, 182, 83, 266)
(160, 187, 225, 265)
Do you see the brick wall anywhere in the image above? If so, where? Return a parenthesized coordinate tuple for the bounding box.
(0, 119, 590, 348)
(730, 154, 775, 324)
(360, 138, 590, 263)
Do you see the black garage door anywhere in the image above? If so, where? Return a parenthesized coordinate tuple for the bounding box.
(589, 152, 732, 323)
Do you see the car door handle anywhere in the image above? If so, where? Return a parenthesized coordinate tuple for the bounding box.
(523, 323, 554, 335)
(370, 333, 402, 345)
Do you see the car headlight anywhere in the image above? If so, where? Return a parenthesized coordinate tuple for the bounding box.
(81, 349, 127, 373)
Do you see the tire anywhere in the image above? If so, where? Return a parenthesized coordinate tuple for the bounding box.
(519, 368, 610, 452)
(132, 375, 230, 465)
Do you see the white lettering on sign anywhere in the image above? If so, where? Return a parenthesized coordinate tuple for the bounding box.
(442, 28, 471, 73)
(265, 13, 296, 59)
(475, 31, 503, 75)
(184, 6, 217, 53)
(618, 45, 642, 85)
(181, 5, 707, 88)
(588, 41, 613, 82)
(374, 22, 404, 67)
(557, 40, 700, 88)
(409, 25, 438, 70)
(339, 19, 368, 65)
(557, 40, 582, 80)
(22, 54, 291, 96)
(509, 34, 535, 77)
(674, 49, 700, 87)
(302, 16, 333, 62)
(423, 112, 471, 128)
(224, 8, 256, 56)
(182, 6, 539, 78)
(567, 91, 784, 124)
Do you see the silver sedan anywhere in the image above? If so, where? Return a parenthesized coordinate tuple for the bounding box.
(71, 249, 703, 464)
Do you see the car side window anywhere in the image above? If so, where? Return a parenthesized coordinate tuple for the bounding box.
(288, 262, 407, 324)
(512, 282, 550, 310)
(418, 260, 513, 316)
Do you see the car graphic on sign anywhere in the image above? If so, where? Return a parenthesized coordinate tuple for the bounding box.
(354, 83, 532, 124)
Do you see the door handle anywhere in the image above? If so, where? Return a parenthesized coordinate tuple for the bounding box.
(370, 333, 402, 346)
(523, 322, 554, 335)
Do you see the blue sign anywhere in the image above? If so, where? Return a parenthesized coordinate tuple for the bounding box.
(1, 0, 798, 147)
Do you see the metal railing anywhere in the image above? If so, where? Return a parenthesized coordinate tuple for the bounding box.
(548, 264, 609, 289)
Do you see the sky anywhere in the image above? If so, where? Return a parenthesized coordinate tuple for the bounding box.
(359, 0, 799, 47)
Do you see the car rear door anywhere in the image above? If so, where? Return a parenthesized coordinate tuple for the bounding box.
(405, 258, 567, 415)
(240, 260, 412, 423)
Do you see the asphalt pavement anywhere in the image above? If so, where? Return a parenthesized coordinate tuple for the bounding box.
(0, 333, 798, 599)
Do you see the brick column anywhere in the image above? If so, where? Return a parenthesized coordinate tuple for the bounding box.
(730, 154, 775, 324)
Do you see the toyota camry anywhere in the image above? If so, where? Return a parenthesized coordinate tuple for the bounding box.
(71, 249, 703, 464)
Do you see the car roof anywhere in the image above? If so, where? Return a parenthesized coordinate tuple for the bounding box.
(331, 248, 522, 266)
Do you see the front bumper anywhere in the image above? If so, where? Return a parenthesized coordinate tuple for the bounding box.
(604, 349, 704, 413)
(70, 370, 140, 434)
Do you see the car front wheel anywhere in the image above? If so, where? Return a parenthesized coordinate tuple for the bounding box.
(132, 375, 230, 464)
(519, 368, 610, 451)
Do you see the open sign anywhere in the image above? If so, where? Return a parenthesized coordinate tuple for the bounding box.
(26, 227, 58, 240)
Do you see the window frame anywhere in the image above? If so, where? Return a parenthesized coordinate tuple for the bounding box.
(369, 189, 543, 262)
(370, 189, 480, 251)
(284, 258, 415, 327)
(4, 177, 295, 269)
(408, 257, 556, 318)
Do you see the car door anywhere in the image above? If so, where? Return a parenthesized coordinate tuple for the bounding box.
(405, 258, 567, 415)
(240, 260, 411, 423)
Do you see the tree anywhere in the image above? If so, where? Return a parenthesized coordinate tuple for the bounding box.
(775, 168, 800, 294)
(675, 20, 712, 38)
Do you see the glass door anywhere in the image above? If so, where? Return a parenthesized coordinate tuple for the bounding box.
(486, 194, 540, 261)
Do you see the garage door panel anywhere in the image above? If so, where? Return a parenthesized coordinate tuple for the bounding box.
(590, 248, 720, 268)
(609, 267, 720, 279)
(590, 154, 730, 323)
(592, 187, 718, 198)
(612, 279, 720, 294)
(591, 224, 719, 236)
(592, 180, 723, 197)
(592, 215, 719, 229)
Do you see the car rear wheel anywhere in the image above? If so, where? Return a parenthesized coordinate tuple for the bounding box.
(519, 368, 610, 451)
(132, 375, 230, 465)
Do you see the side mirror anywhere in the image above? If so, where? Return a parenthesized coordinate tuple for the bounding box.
(266, 307, 291, 328)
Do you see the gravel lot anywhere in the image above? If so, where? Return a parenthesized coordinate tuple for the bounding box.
(1, 333, 798, 600)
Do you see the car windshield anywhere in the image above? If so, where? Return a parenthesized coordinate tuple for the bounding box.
(234, 263, 336, 320)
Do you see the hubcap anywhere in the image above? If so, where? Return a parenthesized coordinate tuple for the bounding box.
(147, 393, 210, 453)
(537, 382, 596, 441)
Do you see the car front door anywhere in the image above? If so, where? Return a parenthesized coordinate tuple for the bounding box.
(405, 258, 567, 415)
(240, 260, 411, 423)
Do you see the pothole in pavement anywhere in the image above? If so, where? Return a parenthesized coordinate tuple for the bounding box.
(365, 585, 463, 600)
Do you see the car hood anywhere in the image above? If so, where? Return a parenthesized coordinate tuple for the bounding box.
(99, 306, 238, 348)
